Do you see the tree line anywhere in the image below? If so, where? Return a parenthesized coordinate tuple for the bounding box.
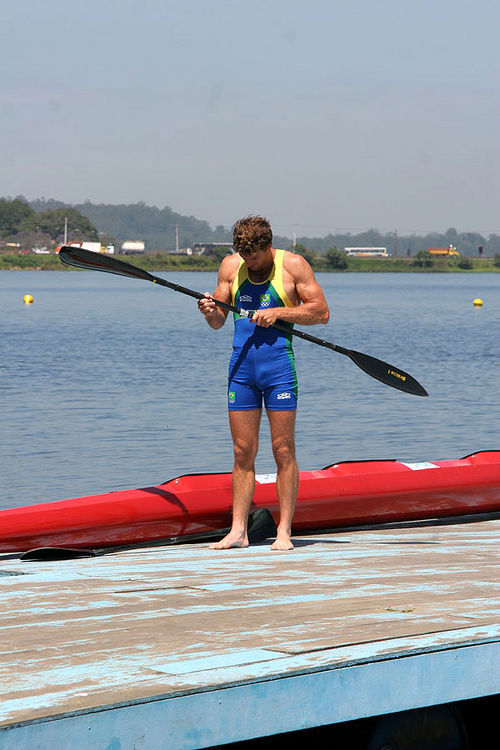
(29, 198, 230, 250)
(0, 198, 98, 249)
(1, 196, 499, 257)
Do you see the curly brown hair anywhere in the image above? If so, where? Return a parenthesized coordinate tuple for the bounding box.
(232, 216, 273, 255)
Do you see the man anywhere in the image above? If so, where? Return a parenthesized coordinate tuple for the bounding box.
(198, 216, 329, 550)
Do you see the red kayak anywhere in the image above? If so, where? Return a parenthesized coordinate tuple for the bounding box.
(1, 451, 499, 553)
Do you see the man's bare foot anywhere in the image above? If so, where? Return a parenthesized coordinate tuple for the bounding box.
(270, 533, 294, 551)
(209, 531, 249, 550)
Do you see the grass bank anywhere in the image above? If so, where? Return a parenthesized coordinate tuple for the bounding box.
(1, 253, 499, 273)
(318, 256, 500, 272)
(0, 253, 221, 272)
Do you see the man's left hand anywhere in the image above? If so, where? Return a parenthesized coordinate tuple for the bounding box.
(251, 308, 282, 327)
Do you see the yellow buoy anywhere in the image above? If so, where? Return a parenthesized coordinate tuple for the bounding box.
(23, 294, 34, 305)
(473, 298, 483, 307)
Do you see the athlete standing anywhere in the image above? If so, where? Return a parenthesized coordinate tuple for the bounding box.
(198, 216, 330, 550)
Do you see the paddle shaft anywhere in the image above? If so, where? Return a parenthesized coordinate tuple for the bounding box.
(135, 263, 427, 394)
(58, 246, 428, 396)
(70, 252, 362, 355)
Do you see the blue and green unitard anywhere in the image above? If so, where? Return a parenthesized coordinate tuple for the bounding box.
(228, 249, 298, 411)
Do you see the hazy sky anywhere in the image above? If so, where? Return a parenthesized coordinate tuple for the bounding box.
(1, 0, 499, 237)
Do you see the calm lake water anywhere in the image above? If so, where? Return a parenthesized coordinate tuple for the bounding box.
(1, 270, 499, 510)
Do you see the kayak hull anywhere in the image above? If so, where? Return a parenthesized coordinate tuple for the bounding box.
(1, 451, 499, 552)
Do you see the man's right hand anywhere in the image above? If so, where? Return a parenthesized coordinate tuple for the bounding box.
(198, 292, 217, 317)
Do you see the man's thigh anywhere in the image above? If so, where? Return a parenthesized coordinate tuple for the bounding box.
(228, 409, 262, 450)
(266, 409, 297, 445)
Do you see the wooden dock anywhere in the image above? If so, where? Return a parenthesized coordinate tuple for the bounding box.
(0, 515, 499, 749)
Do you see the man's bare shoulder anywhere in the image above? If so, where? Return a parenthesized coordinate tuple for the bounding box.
(218, 252, 241, 281)
(281, 250, 313, 281)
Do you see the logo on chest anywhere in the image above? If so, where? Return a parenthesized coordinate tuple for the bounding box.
(259, 293, 272, 308)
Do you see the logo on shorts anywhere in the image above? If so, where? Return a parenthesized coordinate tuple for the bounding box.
(260, 293, 271, 308)
(228, 391, 236, 404)
(277, 392, 292, 400)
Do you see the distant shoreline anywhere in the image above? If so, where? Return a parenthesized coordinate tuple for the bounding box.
(1, 253, 499, 273)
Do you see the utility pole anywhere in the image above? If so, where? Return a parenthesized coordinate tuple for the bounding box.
(64, 217, 68, 244)
(394, 230, 398, 257)
(175, 224, 179, 253)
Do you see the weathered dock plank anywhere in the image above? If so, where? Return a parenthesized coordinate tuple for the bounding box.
(0, 517, 499, 748)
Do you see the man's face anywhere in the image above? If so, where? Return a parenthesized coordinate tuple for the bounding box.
(238, 244, 272, 271)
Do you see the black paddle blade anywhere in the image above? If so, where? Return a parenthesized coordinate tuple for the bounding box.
(348, 349, 429, 396)
(59, 246, 154, 283)
(247, 508, 277, 542)
(21, 547, 97, 561)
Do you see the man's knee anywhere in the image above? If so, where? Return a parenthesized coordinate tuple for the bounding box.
(271, 435, 296, 467)
(233, 435, 258, 467)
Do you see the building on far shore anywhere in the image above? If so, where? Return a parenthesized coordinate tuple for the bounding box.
(192, 242, 234, 255)
(344, 247, 389, 257)
(427, 245, 460, 257)
(121, 241, 145, 254)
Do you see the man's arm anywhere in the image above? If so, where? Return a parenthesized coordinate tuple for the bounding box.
(197, 254, 236, 330)
(252, 253, 330, 328)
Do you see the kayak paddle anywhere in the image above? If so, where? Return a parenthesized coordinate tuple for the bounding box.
(58, 246, 428, 397)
